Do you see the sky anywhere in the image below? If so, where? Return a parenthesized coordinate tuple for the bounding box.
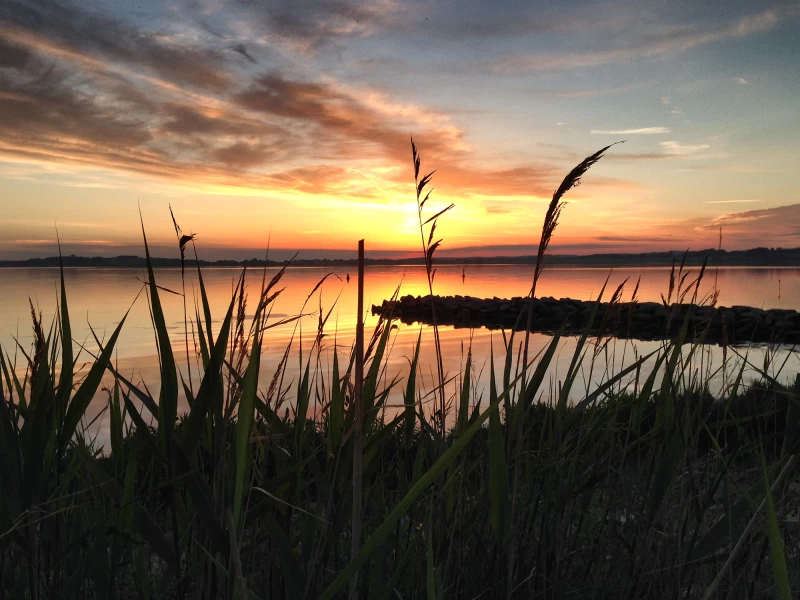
(1, 0, 799, 260)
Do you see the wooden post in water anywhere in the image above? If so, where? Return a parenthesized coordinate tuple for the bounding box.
(349, 239, 365, 599)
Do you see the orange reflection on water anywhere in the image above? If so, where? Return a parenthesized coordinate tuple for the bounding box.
(2, 264, 799, 448)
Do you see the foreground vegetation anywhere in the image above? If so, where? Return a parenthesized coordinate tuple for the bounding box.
(1, 144, 798, 599)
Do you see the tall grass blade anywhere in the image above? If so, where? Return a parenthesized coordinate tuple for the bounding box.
(761, 449, 792, 600)
(350, 239, 366, 600)
(404, 330, 422, 445)
(329, 343, 344, 451)
(110, 380, 123, 461)
(182, 281, 239, 455)
(457, 344, 472, 434)
(488, 352, 509, 542)
(140, 216, 178, 444)
(55, 247, 72, 432)
(62, 312, 128, 447)
(232, 310, 262, 529)
(426, 524, 436, 600)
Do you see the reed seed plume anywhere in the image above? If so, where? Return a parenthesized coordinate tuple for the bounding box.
(595, 276, 629, 356)
(179, 234, 196, 253)
(663, 256, 677, 306)
(169, 204, 196, 397)
(625, 275, 642, 337)
(534, 141, 624, 284)
(411, 137, 450, 435)
(690, 256, 709, 305)
(169, 204, 196, 275)
(27, 299, 45, 384)
(521, 142, 622, 388)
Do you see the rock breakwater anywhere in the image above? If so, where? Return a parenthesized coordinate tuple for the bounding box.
(371, 295, 800, 345)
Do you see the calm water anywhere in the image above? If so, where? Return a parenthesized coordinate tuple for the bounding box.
(2, 265, 799, 443)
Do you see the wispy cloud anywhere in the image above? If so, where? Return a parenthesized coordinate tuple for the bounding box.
(254, 0, 402, 55)
(675, 165, 781, 174)
(555, 82, 649, 98)
(495, 6, 796, 73)
(733, 77, 749, 85)
(591, 127, 670, 135)
(703, 199, 761, 204)
(583, 204, 800, 251)
(0, 0, 579, 203)
(660, 141, 711, 156)
(659, 97, 683, 116)
(595, 234, 678, 243)
(691, 205, 800, 243)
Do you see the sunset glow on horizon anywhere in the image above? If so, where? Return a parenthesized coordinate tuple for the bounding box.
(2, 0, 800, 260)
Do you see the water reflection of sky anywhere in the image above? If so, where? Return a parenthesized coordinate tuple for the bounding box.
(2, 265, 798, 446)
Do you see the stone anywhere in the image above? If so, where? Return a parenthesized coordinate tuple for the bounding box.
(372, 295, 800, 345)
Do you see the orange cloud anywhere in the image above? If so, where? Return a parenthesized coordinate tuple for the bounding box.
(0, 17, 578, 206)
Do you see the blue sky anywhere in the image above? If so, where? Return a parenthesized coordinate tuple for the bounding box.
(1, 0, 799, 259)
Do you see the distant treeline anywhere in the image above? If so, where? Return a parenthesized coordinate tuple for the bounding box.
(2, 247, 800, 268)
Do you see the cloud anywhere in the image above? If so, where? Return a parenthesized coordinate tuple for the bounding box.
(213, 141, 280, 169)
(484, 204, 512, 215)
(674, 164, 780, 174)
(733, 77, 748, 85)
(0, 35, 35, 68)
(230, 43, 257, 64)
(556, 204, 800, 253)
(0, 48, 155, 153)
(710, 213, 766, 226)
(690, 204, 800, 246)
(554, 82, 649, 98)
(591, 127, 670, 135)
(595, 235, 678, 243)
(1, 0, 234, 91)
(703, 199, 762, 204)
(0, 3, 575, 202)
(603, 153, 676, 162)
(247, 0, 656, 51)
(495, 6, 796, 73)
(658, 96, 683, 115)
(660, 141, 711, 156)
(254, 0, 401, 54)
(427, 5, 651, 40)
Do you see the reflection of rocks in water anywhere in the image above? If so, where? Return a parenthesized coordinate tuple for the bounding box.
(372, 294, 800, 345)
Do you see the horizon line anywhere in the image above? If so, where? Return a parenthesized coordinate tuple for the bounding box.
(3, 246, 799, 266)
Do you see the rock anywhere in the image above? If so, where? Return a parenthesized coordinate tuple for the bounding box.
(371, 295, 800, 345)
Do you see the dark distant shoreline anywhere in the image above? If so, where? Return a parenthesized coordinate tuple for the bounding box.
(2, 247, 800, 269)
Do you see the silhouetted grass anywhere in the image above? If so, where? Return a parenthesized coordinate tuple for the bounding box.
(1, 145, 798, 599)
